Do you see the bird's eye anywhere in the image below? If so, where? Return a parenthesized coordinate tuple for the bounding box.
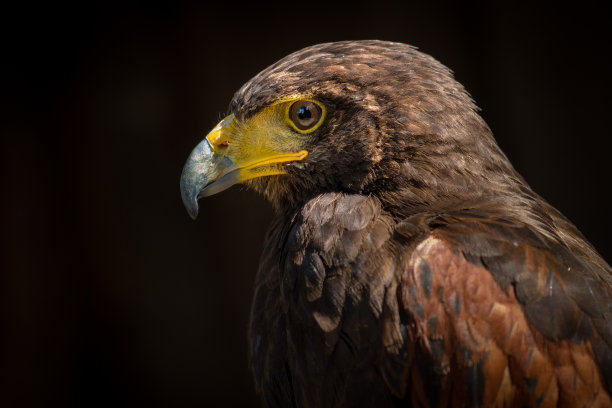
(288, 100, 324, 132)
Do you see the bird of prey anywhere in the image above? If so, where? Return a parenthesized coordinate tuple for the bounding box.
(180, 41, 612, 407)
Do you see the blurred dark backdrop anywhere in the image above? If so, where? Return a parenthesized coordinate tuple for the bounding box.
(1, 1, 611, 406)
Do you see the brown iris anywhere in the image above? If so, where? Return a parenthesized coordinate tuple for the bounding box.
(289, 101, 323, 131)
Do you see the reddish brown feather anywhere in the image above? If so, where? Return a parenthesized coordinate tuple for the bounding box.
(400, 236, 611, 407)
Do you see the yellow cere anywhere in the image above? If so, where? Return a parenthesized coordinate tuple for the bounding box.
(203, 97, 324, 184)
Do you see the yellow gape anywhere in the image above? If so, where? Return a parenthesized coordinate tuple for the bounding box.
(180, 96, 326, 218)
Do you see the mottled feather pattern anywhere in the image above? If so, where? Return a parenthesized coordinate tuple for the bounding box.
(400, 231, 611, 407)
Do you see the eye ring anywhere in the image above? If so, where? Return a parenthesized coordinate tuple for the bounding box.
(287, 100, 325, 133)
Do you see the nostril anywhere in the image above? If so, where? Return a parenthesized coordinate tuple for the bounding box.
(206, 126, 232, 150)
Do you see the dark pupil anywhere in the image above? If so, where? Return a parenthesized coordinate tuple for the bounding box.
(297, 105, 312, 121)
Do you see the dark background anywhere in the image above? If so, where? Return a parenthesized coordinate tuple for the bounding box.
(1, 1, 611, 406)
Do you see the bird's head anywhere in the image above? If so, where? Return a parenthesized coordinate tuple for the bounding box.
(181, 40, 515, 218)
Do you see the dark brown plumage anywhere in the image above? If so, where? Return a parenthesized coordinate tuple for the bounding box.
(182, 41, 612, 407)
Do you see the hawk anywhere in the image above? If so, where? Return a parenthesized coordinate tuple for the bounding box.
(180, 41, 612, 407)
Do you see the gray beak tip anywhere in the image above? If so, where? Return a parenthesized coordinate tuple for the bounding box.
(180, 134, 241, 220)
(180, 174, 201, 220)
(180, 139, 217, 220)
(186, 202, 200, 220)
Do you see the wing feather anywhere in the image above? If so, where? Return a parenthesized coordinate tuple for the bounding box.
(397, 212, 612, 406)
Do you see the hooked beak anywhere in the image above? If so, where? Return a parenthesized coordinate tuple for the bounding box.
(180, 114, 308, 219)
